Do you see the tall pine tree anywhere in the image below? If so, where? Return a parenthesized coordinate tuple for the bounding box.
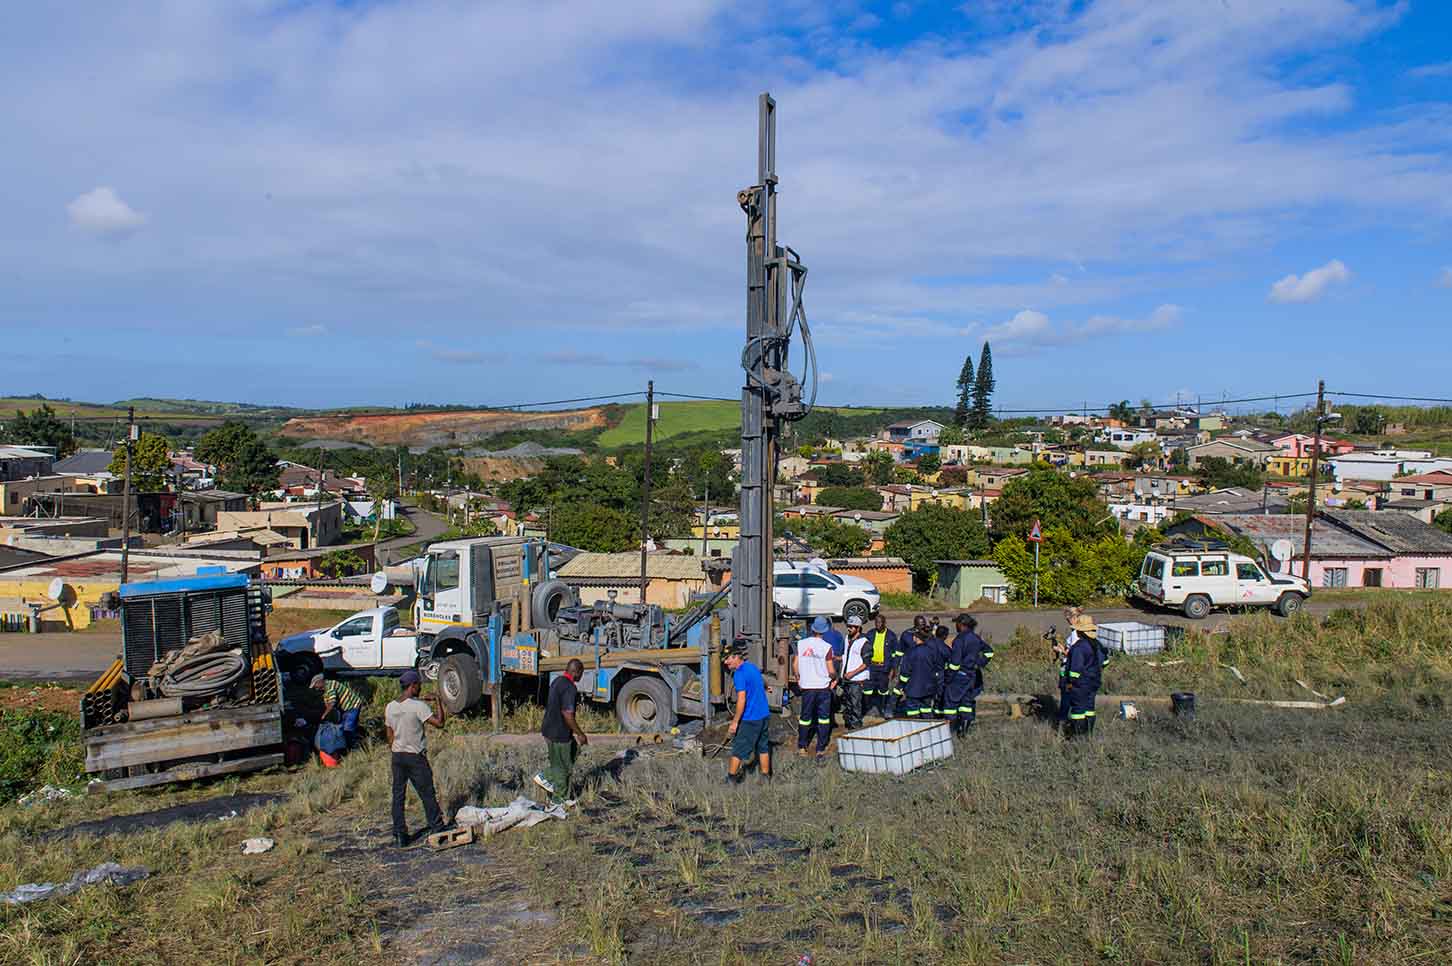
(953, 354, 977, 427)
(970, 341, 995, 429)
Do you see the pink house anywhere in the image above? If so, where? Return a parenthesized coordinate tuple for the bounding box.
(1169, 510, 1452, 590)
(1273, 433, 1356, 458)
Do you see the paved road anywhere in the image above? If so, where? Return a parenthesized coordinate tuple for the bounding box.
(1, 598, 1365, 685)
(376, 504, 450, 564)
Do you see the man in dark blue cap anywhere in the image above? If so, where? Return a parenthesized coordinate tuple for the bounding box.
(793, 616, 838, 762)
(385, 669, 447, 847)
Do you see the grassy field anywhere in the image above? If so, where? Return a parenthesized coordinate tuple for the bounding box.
(3, 597, 1451, 963)
(597, 400, 888, 448)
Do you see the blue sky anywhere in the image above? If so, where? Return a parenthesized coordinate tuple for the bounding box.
(2, 0, 1449, 412)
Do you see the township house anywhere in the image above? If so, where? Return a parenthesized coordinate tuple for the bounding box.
(1379, 470, 1452, 523)
(1186, 436, 1279, 468)
(1167, 510, 1452, 589)
(1272, 433, 1356, 458)
(882, 419, 945, 444)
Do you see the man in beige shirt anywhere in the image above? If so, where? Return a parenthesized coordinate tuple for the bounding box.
(385, 669, 447, 847)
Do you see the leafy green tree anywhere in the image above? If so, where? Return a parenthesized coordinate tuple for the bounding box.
(364, 458, 401, 545)
(1108, 400, 1134, 423)
(1435, 509, 1452, 535)
(970, 341, 995, 429)
(793, 516, 872, 557)
(993, 525, 1146, 605)
(815, 463, 864, 487)
(917, 452, 942, 475)
(1351, 406, 1387, 435)
(1128, 440, 1162, 470)
(109, 432, 171, 491)
(989, 466, 1109, 543)
(196, 421, 279, 499)
(317, 549, 369, 578)
(1, 404, 77, 457)
(863, 450, 895, 485)
(954, 354, 977, 428)
(1197, 456, 1264, 490)
(884, 504, 991, 587)
(937, 465, 968, 487)
(551, 502, 636, 552)
(816, 486, 883, 511)
(937, 425, 965, 446)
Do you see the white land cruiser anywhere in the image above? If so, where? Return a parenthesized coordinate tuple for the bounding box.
(1137, 544, 1309, 619)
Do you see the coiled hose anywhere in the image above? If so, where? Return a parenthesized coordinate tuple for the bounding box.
(158, 650, 248, 698)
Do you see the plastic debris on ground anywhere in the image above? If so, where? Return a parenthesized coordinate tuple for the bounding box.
(17, 785, 75, 807)
(241, 837, 275, 855)
(454, 797, 568, 837)
(2, 863, 150, 906)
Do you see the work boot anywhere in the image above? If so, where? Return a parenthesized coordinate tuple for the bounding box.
(393, 830, 409, 848)
(723, 770, 742, 787)
(757, 770, 772, 785)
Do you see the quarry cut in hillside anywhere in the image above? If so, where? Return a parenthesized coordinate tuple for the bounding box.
(279, 406, 608, 448)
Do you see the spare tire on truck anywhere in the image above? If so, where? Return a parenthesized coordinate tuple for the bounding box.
(531, 578, 578, 628)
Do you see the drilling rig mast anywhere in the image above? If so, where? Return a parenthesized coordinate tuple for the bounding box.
(733, 93, 817, 702)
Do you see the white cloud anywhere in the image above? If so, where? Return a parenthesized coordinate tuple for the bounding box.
(1438, 267, 1452, 289)
(1268, 259, 1352, 303)
(65, 186, 145, 237)
(540, 351, 697, 371)
(1409, 61, 1452, 79)
(288, 324, 327, 337)
(982, 304, 1181, 352)
(818, 371, 835, 384)
(416, 340, 489, 365)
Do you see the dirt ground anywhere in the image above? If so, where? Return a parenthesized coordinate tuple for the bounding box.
(0, 681, 83, 713)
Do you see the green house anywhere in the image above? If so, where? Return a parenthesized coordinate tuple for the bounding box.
(935, 559, 1010, 607)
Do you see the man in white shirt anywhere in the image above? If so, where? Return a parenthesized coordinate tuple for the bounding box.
(385, 669, 447, 847)
(793, 616, 838, 762)
(839, 615, 870, 730)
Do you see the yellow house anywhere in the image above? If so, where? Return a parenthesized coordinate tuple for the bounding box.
(1265, 455, 1313, 477)
(691, 522, 740, 540)
(909, 488, 969, 511)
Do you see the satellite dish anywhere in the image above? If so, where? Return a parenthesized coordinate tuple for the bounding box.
(370, 572, 388, 595)
(1270, 539, 1294, 562)
(46, 578, 67, 602)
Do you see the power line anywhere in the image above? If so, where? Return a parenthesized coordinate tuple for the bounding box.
(1327, 391, 1452, 405)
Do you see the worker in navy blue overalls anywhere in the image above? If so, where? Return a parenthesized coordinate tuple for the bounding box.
(1064, 614, 1103, 737)
(1054, 606, 1082, 734)
(896, 627, 941, 720)
(889, 615, 929, 716)
(946, 613, 994, 735)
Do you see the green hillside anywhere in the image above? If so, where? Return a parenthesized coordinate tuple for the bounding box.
(597, 400, 742, 447)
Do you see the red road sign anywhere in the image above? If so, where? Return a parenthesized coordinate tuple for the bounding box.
(1028, 519, 1043, 543)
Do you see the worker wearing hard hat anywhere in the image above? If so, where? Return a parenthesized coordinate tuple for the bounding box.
(838, 615, 870, 730)
(1064, 614, 1103, 737)
(794, 617, 838, 762)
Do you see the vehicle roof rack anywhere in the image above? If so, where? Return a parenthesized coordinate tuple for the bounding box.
(1154, 538, 1230, 552)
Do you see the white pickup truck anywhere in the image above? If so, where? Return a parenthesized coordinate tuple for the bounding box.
(1137, 545, 1309, 619)
(273, 606, 420, 684)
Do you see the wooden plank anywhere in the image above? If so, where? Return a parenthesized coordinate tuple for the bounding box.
(537, 646, 702, 673)
(86, 715, 283, 772)
(85, 701, 281, 739)
(93, 753, 285, 793)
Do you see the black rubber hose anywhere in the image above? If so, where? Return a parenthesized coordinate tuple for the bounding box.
(159, 651, 248, 698)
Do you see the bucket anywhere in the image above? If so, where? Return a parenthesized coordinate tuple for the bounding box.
(1170, 692, 1196, 718)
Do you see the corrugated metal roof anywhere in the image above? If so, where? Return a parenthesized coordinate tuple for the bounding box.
(1323, 510, 1452, 554)
(557, 552, 704, 580)
(52, 450, 112, 474)
(1204, 514, 1389, 558)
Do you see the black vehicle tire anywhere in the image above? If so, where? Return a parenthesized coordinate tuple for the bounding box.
(842, 598, 872, 623)
(438, 653, 483, 715)
(287, 653, 323, 687)
(615, 675, 676, 733)
(1275, 592, 1305, 617)
(1182, 595, 1211, 620)
(532, 578, 577, 628)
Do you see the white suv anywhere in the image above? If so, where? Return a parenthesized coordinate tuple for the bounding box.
(773, 560, 880, 622)
(1137, 544, 1309, 619)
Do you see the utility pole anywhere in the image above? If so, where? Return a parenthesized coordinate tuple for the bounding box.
(1301, 380, 1325, 583)
(701, 479, 709, 557)
(120, 407, 135, 585)
(315, 447, 326, 519)
(639, 381, 655, 601)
